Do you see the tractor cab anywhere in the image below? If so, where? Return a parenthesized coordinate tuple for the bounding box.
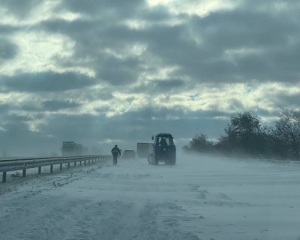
(153, 134, 174, 147)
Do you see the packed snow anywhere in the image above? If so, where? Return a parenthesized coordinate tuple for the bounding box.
(0, 155, 300, 240)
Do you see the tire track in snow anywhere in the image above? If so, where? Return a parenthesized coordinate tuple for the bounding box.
(62, 200, 135, 240)
(0, 195, 87, 240)
(57, 200, 200, 240)
(0, 167, 105, 239)
(135, 202, 200, 240)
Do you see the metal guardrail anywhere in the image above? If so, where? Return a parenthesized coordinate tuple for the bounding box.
(0, 155, 112, 183)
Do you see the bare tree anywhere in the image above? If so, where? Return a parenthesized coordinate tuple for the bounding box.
(273, 108, 300, 159)
(216, 112, 270, 156)
(185, 134, 214, 153)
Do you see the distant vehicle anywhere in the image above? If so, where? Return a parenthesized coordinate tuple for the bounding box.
(61, 141, 82, 156)
(137, 143, 153, 159)
(148, 133, 176, 165)
(123, 150, 136, 159)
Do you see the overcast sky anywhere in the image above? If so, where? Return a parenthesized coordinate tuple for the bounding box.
(0, 0, 299, 156)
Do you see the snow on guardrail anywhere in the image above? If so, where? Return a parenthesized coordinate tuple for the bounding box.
(0, 155, 112, 183)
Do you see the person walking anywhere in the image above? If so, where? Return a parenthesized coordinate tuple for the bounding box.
(111, 145, 121, 165)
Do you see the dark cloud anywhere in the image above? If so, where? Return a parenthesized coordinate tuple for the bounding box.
(240, 0, 300, 11)
(154, 79, 185, 89)
(96, 56, 142, 85)
(20, 104, 41, 112)
(119, 106, 232, 122)
(192, 10, 297, 49)
(189, 10, 300, 83)
(95, 106, 111, 114)
(0, 0, 42, 18)
(142, 10, 300, 83)
(1, 71, 96, 92)
(0, 24, 22, 35)
(0, 39, 18, 63)
(97, 92, 114, 101)
(39, 19, 144, 85)
(39, 5, 300, 86)
(60, 0, 145, 18)
(61, 87, 114, 102)
(120, 106, 185, 120)
(42, 100, 80, 111)
(139, 5, 177, 22)
(0, 103, 10, 113)
(133, 79, 185, 94)
(3, 114, 31, 122)
(270, 92, 300, 108)
(40, 19, 100, 37)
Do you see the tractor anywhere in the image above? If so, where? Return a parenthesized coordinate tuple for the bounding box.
(148, 133, 176, 165)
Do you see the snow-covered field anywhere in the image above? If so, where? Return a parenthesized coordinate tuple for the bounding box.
(1, 155, 300, 240)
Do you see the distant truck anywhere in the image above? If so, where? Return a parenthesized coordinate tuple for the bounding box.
(123, 150, 136, 159)
(148, 133, 176, 165)
(61, 141, 83, 157)
(137, 143, 153, 159)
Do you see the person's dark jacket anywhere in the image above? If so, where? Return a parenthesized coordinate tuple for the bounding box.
(111, 146, 121, 155)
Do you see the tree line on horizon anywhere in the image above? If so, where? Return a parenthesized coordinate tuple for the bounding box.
(183, 108, 300, 161)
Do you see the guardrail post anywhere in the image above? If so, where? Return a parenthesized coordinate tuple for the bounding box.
(68, 163, 70, 168)
(84, 160, 86, 165)
(60, 163, 62, 171)
(80, 161, 82, 166)
(50, 165, 53, 173)
(2, 172, 7, 183)
(89, 159, 90, 164)
(38, 167, 41, 174)
(23, 169, 26, 177)
(74, 161, 76, 167)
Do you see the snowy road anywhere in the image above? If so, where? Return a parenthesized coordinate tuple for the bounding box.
(1, 156, 300, 240)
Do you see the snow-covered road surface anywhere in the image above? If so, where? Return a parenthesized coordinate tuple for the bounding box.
(1, 156, 300, 240)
